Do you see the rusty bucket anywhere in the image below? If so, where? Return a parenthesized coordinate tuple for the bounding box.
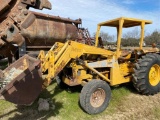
(0, 55, 43, 105)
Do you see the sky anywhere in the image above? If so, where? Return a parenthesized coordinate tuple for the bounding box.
(31, 0, 160, 36)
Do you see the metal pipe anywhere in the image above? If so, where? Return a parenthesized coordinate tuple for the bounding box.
(78, 59, 110, 82)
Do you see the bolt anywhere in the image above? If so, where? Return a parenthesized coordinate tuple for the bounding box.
(12, 13, 16, 18)
(6, 22, 9, 26)
(18, 6, 22, 10)
(23, 10, 28, 15)
(17, 18, 21, 23)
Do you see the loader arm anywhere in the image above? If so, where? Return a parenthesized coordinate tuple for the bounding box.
(0, 40, 114, 105)
(38, 40, 114, 87)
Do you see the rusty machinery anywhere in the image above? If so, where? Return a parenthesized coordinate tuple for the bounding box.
(0, 0, 93, 64)
(0, 17, 160, 114)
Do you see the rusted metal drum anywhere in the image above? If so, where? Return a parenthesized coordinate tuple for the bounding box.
(21, 12, 80, 46)
(0, 0, 81, 57)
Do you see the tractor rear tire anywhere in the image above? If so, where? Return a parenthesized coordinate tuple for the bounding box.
(80, 79, 111, 114)
(132, 53, 160, 95)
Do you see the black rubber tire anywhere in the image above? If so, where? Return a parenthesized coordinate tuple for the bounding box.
(132, 53, 160, 95)
(80, 79, 111, 114)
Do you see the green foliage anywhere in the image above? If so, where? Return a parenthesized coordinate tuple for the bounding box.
(0, 82, 132, 120)
(121, 38, 139, 47)
(93, 31, 115, 44)
(122, 30, 160, 46)
(152, 107, 160, 119)
(95, 30, 160, 47)
(145, 30, 160, 45)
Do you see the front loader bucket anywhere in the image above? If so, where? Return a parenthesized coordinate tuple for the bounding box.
(0, 55, 43, 105)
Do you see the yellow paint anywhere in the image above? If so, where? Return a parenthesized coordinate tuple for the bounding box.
(140, 22, 145, 49)
(95, 25, 101, 47)
(96, 17, 152, 55)
(63, 69, 93, 86)
(149, 64, 160, 86)
(116, 18, 124, 58)
(37, 17, 153, 88)
(110, 62, 131, 86)
(23, 58, 28, 69)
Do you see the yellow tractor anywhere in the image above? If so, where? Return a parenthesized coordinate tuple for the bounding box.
(0, 17, 159, 114)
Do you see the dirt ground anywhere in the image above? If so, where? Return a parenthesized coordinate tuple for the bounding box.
(97, 93, 160, 120)
(1, 86, 160, 120)
(1, 55, 160, 120)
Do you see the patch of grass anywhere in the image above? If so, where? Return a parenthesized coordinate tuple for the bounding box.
(0, 82, 134, 120)
(0, 101, 15, 114)
(92, 84, 132, 118)
(108, 85, 131, 112)
(152, 107, 160, 119)
(0, 101, 16, 120)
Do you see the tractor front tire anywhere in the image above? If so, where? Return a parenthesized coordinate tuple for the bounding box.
(132, 53, 160, 95)
(80, 79, 111, 114)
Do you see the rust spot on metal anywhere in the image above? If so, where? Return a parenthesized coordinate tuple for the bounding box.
(54, 61, 66, 77)
(0, 0, 93, 62)
(0, 55, 43, 105)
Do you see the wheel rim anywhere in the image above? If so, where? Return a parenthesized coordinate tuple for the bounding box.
(149, 64, 160, 86)
(90, 88, 106, 108)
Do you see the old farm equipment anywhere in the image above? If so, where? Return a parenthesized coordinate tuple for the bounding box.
(0, 0, 93, 64)
(0, 17, 160, 114)
(0, 55, 43, 105)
